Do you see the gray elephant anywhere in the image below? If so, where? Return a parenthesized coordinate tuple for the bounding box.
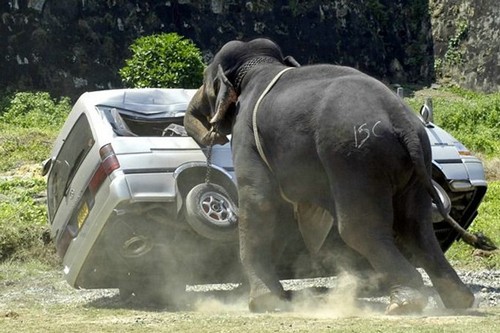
(184, 38, 475, 314)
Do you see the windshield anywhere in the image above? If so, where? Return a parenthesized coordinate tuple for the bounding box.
(47, 114, 95, 221)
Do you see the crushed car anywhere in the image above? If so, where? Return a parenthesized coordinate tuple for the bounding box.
(43, 88, 488, 303)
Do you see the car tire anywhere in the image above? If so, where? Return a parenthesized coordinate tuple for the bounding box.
(185, 183, 238, 242)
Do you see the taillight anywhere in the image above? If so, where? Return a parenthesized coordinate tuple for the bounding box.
(88, 143, 120, 197)
(99, 143, 121, 174)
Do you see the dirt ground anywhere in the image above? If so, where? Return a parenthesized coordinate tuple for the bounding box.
(1, 264, 499, 333)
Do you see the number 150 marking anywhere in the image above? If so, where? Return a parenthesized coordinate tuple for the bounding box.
(354, 121, 382, 149)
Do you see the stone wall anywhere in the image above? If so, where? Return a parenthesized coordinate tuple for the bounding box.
(2, 0, 495, 99)
(430, 0, 499, 93)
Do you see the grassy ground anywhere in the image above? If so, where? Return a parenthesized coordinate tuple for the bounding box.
(2, 307, 499, 333)
(446, 181, 500, 269)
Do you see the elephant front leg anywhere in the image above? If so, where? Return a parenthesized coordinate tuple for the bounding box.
(238, 184, 291, 312)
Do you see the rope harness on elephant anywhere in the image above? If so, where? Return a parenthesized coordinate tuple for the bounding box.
(234, 57, 278, 92)
(251, 67, 336, 253)
(252, 67, 296, 208)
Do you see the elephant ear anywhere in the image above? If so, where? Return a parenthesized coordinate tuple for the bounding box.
(210, 65, 238, 124)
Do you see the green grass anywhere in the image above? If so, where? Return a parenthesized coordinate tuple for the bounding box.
(0, 91, 68, 265)
(0, 175, 56, 263)
(406, 87, 500, 158)
(0, 125, 56, 172)
(446, 181, 500, 269)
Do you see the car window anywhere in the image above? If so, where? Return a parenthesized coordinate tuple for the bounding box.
(47, 114, 95, 221)
(97, 105, 186, 137)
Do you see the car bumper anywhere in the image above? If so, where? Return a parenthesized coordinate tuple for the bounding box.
(431, 155, 487, 251)
(61, 171, 178, 288)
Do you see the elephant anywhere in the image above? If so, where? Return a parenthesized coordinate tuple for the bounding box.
(184, 38, 475, 314)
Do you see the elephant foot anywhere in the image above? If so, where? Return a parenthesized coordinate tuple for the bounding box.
(249, 291, 292, 313)
(385, 286, 427, 315)
(436, 280, 475, 309)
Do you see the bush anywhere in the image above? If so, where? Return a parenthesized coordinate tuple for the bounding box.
(119, 32, 205, 88)
(1, 92, 71, 130)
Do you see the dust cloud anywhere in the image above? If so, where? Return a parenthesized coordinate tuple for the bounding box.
(193, 296, 248, 313)
(289, 272, 381, 318)
(190, 271, 384, 318)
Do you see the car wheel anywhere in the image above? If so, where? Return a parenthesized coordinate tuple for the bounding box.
(185, 183, 238, 242)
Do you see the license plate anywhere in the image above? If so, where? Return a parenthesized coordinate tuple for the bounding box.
(77, 201, 89, 229)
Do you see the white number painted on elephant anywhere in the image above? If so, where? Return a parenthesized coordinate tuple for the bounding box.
(353, 121, 382, 148)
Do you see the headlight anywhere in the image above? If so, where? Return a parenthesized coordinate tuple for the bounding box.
(449, 179, 473, 192)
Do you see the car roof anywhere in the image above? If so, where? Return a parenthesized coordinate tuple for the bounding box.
(81, 88, 198, 119)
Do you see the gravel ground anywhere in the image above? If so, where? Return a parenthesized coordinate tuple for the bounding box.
(454, 270, 500, 307)
(1, 268, 498, 313)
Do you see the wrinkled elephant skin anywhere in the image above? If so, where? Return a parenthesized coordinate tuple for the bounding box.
(184, 38, 474, 313)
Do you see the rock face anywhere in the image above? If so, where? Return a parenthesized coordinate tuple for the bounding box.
(430, 0, 499, 93)
(0, 1, 496, 99)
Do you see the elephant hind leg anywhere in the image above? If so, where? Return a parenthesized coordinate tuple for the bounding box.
(332, 185, 427, 314)
(394, 186, 474, 309)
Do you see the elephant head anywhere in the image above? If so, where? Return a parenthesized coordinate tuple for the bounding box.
(184, 38, 300, 146)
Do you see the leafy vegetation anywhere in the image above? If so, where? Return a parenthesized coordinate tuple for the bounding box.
(0, 91, 68, 265)
(0, 92, 70, 172)
(433, 19, 469, 78)
(119, 32, 205, 89)
(0, 91, 71, 129)
(406, 87, 500, 158)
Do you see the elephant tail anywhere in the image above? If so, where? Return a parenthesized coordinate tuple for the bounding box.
(398, 115, 497, 252)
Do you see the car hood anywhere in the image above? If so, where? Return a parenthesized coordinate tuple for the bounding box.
(424, 122, 469, 160)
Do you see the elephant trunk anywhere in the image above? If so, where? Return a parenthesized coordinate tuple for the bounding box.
(184, 86, 229, 146)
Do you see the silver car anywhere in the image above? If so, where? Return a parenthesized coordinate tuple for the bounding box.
(43, 88, 487, 303)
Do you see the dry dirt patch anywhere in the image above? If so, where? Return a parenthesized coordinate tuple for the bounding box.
(1, 264, 499, 333)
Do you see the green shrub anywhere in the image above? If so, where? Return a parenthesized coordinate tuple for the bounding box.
(1, 92, 71, 130)
(119, 32, 205, 88)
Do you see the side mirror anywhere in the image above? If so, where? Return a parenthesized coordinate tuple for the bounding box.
(396, 87, 404, 98)
(41, 157, 54, 176)
(420, 97, 434, 124)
